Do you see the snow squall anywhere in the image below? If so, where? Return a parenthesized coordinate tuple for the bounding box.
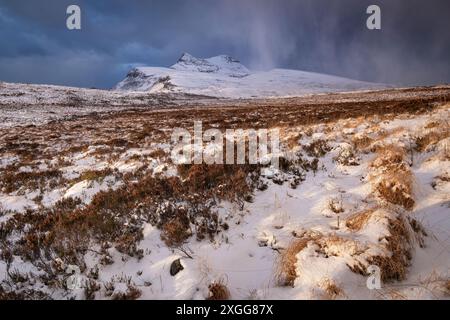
(115, 53, 386, 98)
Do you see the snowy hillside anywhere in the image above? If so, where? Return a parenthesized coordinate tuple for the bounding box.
(115, 53, 386, 98)
(171, 53, 250, 77)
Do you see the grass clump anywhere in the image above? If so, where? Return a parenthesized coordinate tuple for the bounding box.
(275, 234, 321, 287)
(207, 279, 230, 300)
(345, 209, 375, 231)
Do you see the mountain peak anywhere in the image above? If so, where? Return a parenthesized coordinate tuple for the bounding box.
(170, 53, 250, 77)
(115, 52, 386, 97)
(176, 52, 198, 64)
(214, 54, 240, 63)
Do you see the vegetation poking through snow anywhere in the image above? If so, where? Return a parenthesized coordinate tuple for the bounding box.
(0, 88, 449, 299)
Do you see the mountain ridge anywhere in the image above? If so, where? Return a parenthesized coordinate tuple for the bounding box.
(115, 53, 387, 98)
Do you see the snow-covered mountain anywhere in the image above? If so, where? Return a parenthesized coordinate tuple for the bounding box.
(115, 53, 386, 98)
(171, 53, 250, 77)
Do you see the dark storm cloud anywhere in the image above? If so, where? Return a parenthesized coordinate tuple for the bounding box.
(0, 0, 449, 88)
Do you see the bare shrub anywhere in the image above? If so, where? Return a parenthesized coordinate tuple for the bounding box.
(1, 169, 64, 193)
(84, 279, 101, 300)
(149, 148, 167, 159)
(161, 215, 191, 247)
(328, 197, 344, 214)
(111, 285, 142, 300)
(115, 233, 144, 259)
(303, 139, 331, 158)
(333, 144, 360, 166)
(78, 168, 113, 182)
(0, 286, 51, 300)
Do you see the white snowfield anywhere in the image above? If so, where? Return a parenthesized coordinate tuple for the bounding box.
(115, 53, 387, 98)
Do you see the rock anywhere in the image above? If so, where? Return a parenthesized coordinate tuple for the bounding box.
(170, 258, 184, 276)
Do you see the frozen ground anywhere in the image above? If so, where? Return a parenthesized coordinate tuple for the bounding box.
(0, 81, 218, 128)
(1, 80, 448, 129)
(0, 84, 449, 300)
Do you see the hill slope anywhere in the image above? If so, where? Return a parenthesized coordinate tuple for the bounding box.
(115, 53, 386, 98)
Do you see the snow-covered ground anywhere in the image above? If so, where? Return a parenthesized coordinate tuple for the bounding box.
(0, 80, 219, 128)
(3, 78, 446, 130)
(0, 86, 448, 299)
(115, 53, 387, 98)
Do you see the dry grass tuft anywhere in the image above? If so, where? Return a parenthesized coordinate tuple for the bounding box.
(351, 214, 413, 282)
(371, 145, 415, 210)
(414, 127, 450, 153)
(207, 279, 230, 300)
(281, 128, 302, 150)
(372, 145, 406, 168)
(177, 163, 260, 202)
(320, 278, 344, 299)
(333, 144, 360, 166)
(78, 168, 113, 182)
(345, 209, 375, 231)
(276, 238, 311, 287)
(328, 197, 344, 214)
(275, 234, 321, 287)
(352, 135, 374, 152)
(424, 121, 440, 129)
(317, 235, 363, 257)
(375, 178, 415, 210)
(303, 139, 331, 158)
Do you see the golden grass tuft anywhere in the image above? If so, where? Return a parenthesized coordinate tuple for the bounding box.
(284, 132, 302, 150)
(275, 234, 322, 286)
(345, 209, 375, 231)
(207, 279, 230, 300)
(414, 127, 450, 153)
(352, 134, 374, 152)
(372, 145, 406, 168)
(317, 235, 363, 257)
(320, 278, 344, 300)
(350, 214, 414, 282)
(424, 121, 439, 129)
(370, 145, 415, 210)
(78, 168, 113, 182)
(375, 177, 415, 210)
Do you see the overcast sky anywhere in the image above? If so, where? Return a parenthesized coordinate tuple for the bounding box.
(0, 0, 449, 88)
